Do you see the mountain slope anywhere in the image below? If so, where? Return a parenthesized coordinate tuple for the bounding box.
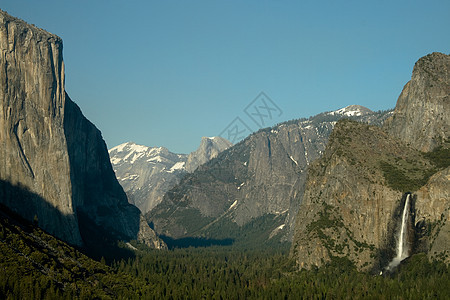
(0, 10, 164, 249)
(291, 52, 450, 271)
(109, 137, 232, 213)
(185, 137, 233, 172)
(109, 143, 188, 213)
(0, 203, 143, 298)
(290, 120, 442, 270)
(147, 105, 392, 246)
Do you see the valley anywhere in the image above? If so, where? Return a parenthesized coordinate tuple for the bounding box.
(0, 7, 448, 299)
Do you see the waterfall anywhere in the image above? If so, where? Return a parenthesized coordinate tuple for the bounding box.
(386, 194, 410, 271)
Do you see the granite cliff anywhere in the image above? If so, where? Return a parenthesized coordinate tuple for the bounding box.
(185, 136, 233, 172)
(147, 106, 391, 246)
(0, 11, 165, 249)
(416, 166, 450, 263)
(291, 53, 449, 270)
(385, 52, 450, 152)
(290, 120, 439, 270)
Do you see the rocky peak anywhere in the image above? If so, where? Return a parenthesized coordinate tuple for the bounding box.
(109, 142, 185, 168)
(0, 10, 165, 249)
(108, 142, 188, 213)
(327, 105, 373, 117)
(185, 136, 233, 172)
(108, 137, 232, 213)
(291, 53, 450, 271)
(384, 52, 450, 152)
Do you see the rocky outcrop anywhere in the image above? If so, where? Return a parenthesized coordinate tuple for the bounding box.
(185, 137, 232, 172)
(108, 137, 231, 213)
(291, 53, 450, 270)
(147, 106, 392, 246)
(0, 11, 81, 244)
(0, 11, 165, 249)
(416, 167, 450, 263)
(385, 52, 450, 152)
(290, 120, 438, 270)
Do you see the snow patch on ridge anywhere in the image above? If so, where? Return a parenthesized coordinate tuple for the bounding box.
(229, 200, 238, 210)
(327, 105, 372, 117)
(269, 224, 286, 239)
(109, 142, 129, 153)
(169, 161, 185, 173)
(290, 155, 298, 166)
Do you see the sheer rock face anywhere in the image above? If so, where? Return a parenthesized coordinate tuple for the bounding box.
(385, 52, 450, 152)
(291, 53, 450, 270)
(185, 137, 233, 173)
(291, 121, 409, 270)
(0, 11, 165, 249)
(416, 167, 450, 263)
(148, 107, 392, 244)
(0, 11, 80, 244)
(291, 135, 449, 271)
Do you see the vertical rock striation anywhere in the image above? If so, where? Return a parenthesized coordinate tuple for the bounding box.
(0, 10, 164, 249)
(185, 137, 233, 172)
(385, 52, 450, 152)
(415, 167, 450, 263)
(0, 11, 81, 244)
(290, 120, 421, 270)
(148, 106, 392, 245)
(291, 52, 449, 270)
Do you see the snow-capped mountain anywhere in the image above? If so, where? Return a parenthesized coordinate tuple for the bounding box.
(327, 105, 374, 117)
(109, 137, 232, 213)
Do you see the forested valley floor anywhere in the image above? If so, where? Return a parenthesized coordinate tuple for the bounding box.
(0, 204, 449, 299)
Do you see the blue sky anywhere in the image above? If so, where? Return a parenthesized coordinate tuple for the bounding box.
(2, 1, 449, 153)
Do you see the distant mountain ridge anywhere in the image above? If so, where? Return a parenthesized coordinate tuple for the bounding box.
(109, 136, 232, 213)
(185, 137, 233, 172)
(147, 105, 393, 247)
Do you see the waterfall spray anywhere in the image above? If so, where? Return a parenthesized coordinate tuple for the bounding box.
(386, 193, 411, 271)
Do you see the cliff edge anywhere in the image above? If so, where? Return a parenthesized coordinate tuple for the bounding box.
(0, 10, 165, 249)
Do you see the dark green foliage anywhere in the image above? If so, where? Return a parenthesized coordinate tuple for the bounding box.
(423, 145, 450, 169)
(77, 210, 136, 263)
(306, 204, 374, 258)
(202, 213, 289, 250)
(380, 143, 450, 193)
(379, 161, 429, 192)
(0, 204, 134, 299)
(106, 248, 449, 299)
(2, 207, 449, 300)
(325, 119, 443, 193)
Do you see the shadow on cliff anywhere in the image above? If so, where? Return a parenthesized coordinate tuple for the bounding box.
(77, 210, 136, 262)
(0, 179, 80, 242)
(0, 184, 56, 235)
(0, 179, 136, 262)
(63, 94, 139, 261)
